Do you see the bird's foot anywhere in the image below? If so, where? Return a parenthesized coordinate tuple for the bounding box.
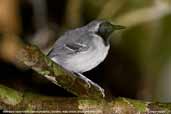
(75, 73, 91, 88)
(75, 73, 105, 97)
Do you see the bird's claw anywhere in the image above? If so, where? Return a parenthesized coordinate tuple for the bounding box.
(75, 73, 102, 88)
(75, 73, 91, 88)
(84, 78, 91, 88)
(84, 77, 105, 97)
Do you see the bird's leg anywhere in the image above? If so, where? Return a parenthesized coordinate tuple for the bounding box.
(74, 73, 91, 88)
(74, 73, 105, 97)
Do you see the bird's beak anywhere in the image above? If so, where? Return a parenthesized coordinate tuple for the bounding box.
(112, 25, 126, 30)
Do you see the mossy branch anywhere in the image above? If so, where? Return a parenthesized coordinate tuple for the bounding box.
(17, 44, 104, 98)
(0, 84, 171, 114)
(0, 40, 170, 113)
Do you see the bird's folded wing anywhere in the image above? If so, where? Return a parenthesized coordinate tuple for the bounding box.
(48, 33, 93, 57)
(48, 42, 89, 57)
(64, 42, 88, 53)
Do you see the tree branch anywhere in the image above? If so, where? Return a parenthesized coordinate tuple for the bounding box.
(0, 84, 171, 114)
(17, 44, 104, 98)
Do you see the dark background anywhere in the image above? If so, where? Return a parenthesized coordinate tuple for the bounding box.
(0, 0, 171, 102)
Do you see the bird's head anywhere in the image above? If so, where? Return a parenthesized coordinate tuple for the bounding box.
(86, 20, 125, 45)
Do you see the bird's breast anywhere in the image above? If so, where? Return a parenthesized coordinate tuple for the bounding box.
(64, 35, 110, 73)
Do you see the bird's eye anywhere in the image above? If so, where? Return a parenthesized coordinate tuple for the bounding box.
(96, 22, 114, 40)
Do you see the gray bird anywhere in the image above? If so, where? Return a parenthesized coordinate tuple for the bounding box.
(48, 20, 124, 73)
(48, 20, 124, 90)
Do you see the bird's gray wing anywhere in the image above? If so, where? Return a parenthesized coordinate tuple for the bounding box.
(48, 40, 89, 58)
(64, 42, 88, 53)
(48, 31, 93, 58)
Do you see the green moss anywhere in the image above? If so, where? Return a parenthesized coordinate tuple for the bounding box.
(79, 99, 102, 105)
(156, 103, 171, 111)
(114, 97, 147, 112)
(0, 85, 23, 105)
(125, 98, 147, 112)
(78, 99, 104, 110)
(45, 57, 53, 67)
(52, 63, 65, 75)
(39, 70, 50, 75)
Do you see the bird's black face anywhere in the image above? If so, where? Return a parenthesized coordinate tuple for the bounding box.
(96, 21, 125, 45)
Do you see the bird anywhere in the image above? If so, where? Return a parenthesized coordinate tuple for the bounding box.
(47, 20, 125, 90)
(48, 20, 125, 72)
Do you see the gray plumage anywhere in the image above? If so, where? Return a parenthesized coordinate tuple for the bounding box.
(48, 20, 125, 73)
